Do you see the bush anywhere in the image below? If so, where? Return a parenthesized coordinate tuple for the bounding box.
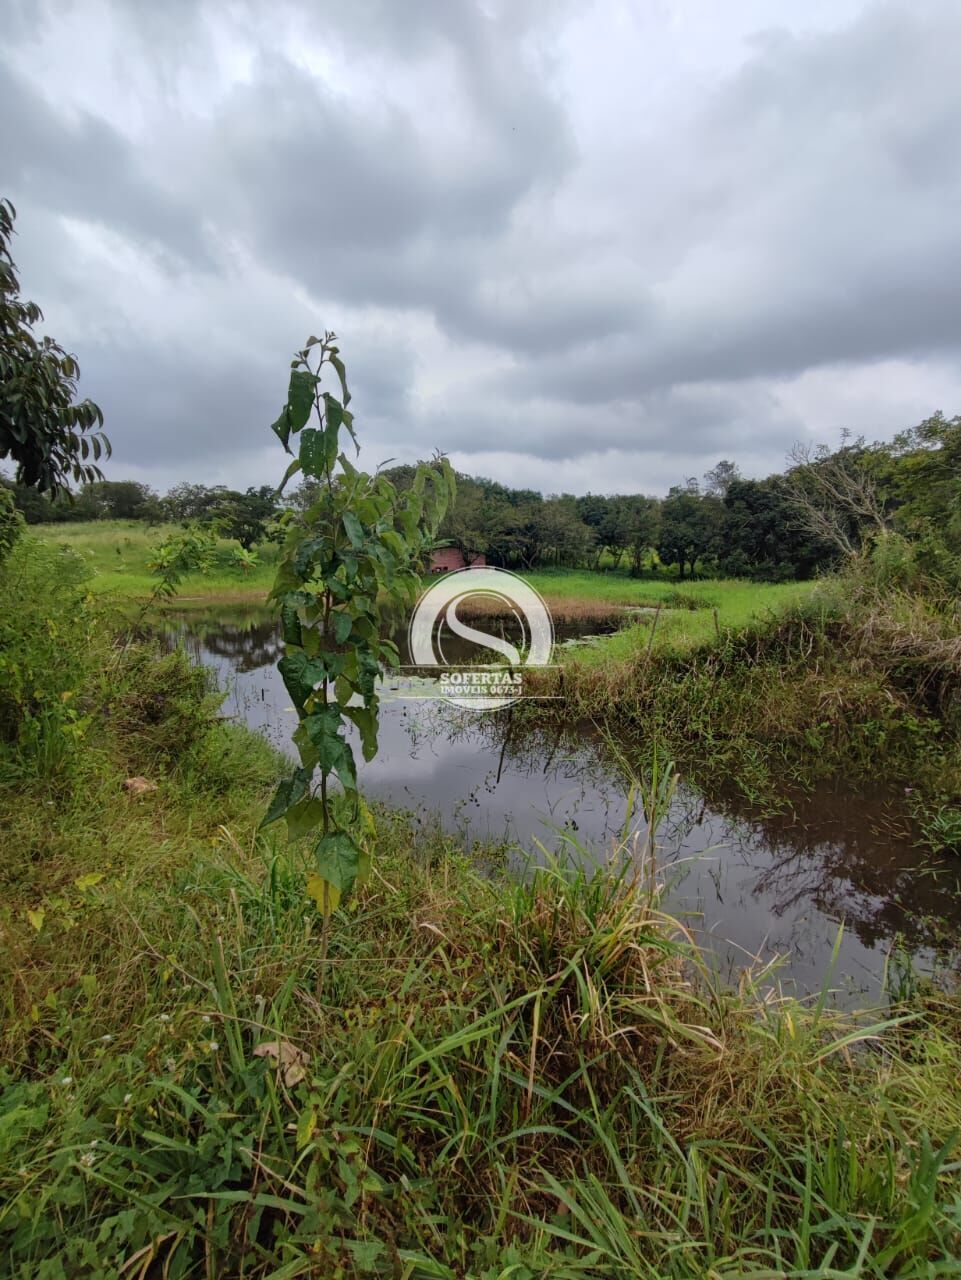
(862, 531, 961, 597)
(662, 589, 713, 610)
(0, 486, 22, 561)
(103, 645, 221, 772)
(0, 534, 94, 774)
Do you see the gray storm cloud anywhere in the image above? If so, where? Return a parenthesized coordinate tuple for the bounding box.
(1, 0, 959, 494)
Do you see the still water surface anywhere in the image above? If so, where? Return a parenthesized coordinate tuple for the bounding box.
(165, 606, 961, 999)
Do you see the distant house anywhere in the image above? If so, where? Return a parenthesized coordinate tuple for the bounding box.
(429, 547, 487, 573)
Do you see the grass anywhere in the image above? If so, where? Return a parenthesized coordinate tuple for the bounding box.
(9, 811, 961, 1277)
(29, 524, 819, 634)
(30, 519, 279, 601)
(536, 564, 961, 832)
(1, 565, 960, 1275)
(540, 576, 817, 657)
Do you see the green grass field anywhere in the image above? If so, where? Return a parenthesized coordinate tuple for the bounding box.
(532, 572, 819, 661)
(31, 519, 279, 600)
(32, 524, 818, 652)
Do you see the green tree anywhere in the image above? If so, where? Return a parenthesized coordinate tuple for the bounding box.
(162, 483, 229, 523)
(704, 458, 741, 497)
(576, 494, 621, 568)
(719, 477, 837, 580)
(46, 487, 102, 522)
(0, 476, 52, 524)
(211, 485, 277, 549)
(499, 496, 548, 569)
(0, 199, 109, 494)
(595, 497, 633, 569)
(886, 413, 961, 549)
(624, 495, 661, 576)
(658, 483, 722, 579)
(536, 495, 595, 567)
(286, 477, 324, 514)
(438, 474, 501, 564)
(0, 485, 22, 561)
(573, 494, 655, 571)
(79, 479, 162, 521)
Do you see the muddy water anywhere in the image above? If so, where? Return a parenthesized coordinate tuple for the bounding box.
(163, 606, 961, 999)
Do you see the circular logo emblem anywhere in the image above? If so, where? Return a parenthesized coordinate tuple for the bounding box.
(408, 567, 554, 710)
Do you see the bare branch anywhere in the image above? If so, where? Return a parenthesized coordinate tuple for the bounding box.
(784, 442, 889, 557)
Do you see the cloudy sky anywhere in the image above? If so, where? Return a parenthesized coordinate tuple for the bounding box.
(3, 0, 961, 496)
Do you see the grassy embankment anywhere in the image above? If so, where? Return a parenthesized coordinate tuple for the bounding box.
(543, 552, 961, 844)
(2, 532, 961, 1275)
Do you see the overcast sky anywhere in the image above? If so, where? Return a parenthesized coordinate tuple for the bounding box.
(4, 0, 961, 496)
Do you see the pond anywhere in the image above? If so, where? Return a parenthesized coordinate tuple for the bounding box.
(163, 604, 961, 1000)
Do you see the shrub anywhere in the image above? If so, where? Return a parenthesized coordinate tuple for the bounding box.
(0, 486, 22, 562)
(103, 645, 221, 772)
(661, 589, 713, 610)
(0, 534, 94, 774)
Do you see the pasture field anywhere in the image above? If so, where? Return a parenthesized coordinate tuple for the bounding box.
(32, 523, 817, 651)
(529, 571, 818, 656)
(31, 519, 279, 600)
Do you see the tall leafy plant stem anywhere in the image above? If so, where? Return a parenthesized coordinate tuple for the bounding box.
(260, 332, 455, 938)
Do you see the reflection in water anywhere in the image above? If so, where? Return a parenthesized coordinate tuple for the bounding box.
(160, 608, 961, 998)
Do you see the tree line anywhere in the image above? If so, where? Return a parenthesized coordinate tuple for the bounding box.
(2, 479, 280, 550)
(4, 413, 960, 581)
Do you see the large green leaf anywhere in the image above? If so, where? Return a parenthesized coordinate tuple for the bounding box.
(308, 830, 368, 912)
(280, 592, 312, 647)
(355, 647, 380, 701)
(278, 456, 302, 493)
(287, 369, 316, 433)
(293, 535, 326, 581)
(285, 796, 326, 840)
(270, 408, 291, 452)
(292, 721, 318, 769)
(302, 707, 357, 792)
(342, 511, 366, 548)
(323, 392, 357, 453)
(323, 423, 340, 472)
(328, 349, 351, 406)
(332, 611, 353, 644)
(323, 393, 344, 435)
(343, 704, 378, 761)
(341, 407, 357, 450)
(279, 650, 347, 708)
(270, 370, 316, 452)
(260, 767, 313, 829)
(299, 428, 326, 479)
(279, 651, 323, 709)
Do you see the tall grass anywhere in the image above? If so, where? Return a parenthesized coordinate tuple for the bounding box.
(457, 570, 816, 630)
(1, 634, 959, 1275)
(31, 519, 279, 600)
(2, 536, 959, 1275)
(4, 812, 960, 1275)
(540, 563, 961, 829)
